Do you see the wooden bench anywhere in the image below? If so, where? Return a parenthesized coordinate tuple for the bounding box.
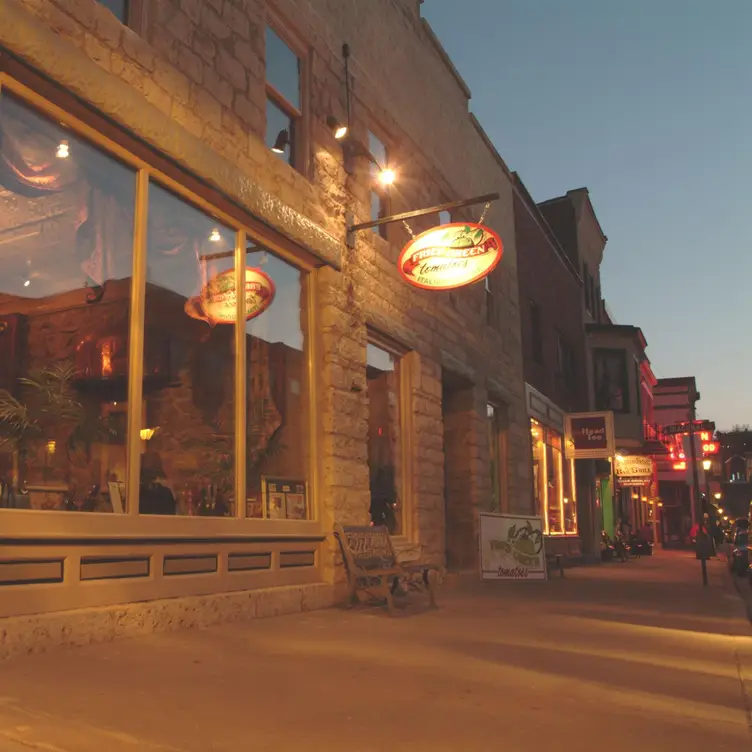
(333, 524, 440, 614)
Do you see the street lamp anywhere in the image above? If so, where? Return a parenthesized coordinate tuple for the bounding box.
(703, 459, 711, 471)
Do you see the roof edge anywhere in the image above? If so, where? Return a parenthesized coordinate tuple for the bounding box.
(419, 18, 472, 100)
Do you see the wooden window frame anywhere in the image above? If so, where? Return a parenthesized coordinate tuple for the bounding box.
(593, 347, 631, 414)
(0, 64, 322, 539)
(264, 19, 311, 176)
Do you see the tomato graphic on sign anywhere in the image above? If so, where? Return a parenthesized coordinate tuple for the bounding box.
(397, 222, 503, 291)
(184, 267, 275, 325)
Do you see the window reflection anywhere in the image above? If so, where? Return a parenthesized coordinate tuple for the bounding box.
(244, 246, 309, 520)
(142, 183, 235, 516)
(265, 27, 300, 109)
(367, 343, 402, 534)
(0, 92, 134, 512)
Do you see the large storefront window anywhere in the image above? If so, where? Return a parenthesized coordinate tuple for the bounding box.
(245, 247, 309, 520)
(0, 84, 312, 522)
(367, 342, 402, 534)
(143, 183, 236, 516)
(0, 92, 135, 512)
(530, 419, 577, 535)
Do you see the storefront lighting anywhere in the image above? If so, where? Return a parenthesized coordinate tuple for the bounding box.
(326, 116, 348, 140)
(56, 140, 69, 159)
(702, 459, 711, 470)
(46, 440, 56, 455)
(271, 130, 289, 154)
(658, 502, 664, 507)
(378, 167, 396, 186)
(718, 507, 724, 514)
(714, 492, 722, 500)
(724, 515, 729, 521)
(140, 427, 157, 441)
(563, 497, 569, 505)
(615, 454, 623, 461)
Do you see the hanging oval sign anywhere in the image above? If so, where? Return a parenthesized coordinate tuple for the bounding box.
(397, 222, 503, 291)
(184, 267, 275, 325)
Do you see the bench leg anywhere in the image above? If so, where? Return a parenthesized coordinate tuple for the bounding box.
(345, 574, 358, 608)
(424, 569, 438, 608)
(382, 578, 396, 616)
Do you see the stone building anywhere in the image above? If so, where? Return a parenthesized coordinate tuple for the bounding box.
(0, 0, 531, 654)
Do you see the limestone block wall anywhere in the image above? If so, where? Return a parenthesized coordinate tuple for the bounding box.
(1, 0, 533, 583)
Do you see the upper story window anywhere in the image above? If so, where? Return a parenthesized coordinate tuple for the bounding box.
(96, 0, 144, 30)
(98, 0, 128, 22)
(368, 131, 390, 239)
(265, 26, 302, 169)
(593, 348, 630, 413)
(530, 301, 543, 364)
(557, 333, 575, 389)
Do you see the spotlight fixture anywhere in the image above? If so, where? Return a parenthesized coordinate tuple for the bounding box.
(56, 140, 69, 159)
(378, 167, 396, 186)
(209, 228, 221, 243)
(326, 116, 348, 140)
(271, 129, 289, 154)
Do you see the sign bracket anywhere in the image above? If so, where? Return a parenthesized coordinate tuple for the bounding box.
(345, 192, 499, 249)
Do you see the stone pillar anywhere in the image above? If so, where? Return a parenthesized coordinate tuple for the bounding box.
(442, 381, 489, 571)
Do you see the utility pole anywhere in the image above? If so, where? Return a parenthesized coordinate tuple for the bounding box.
(688, 392, 709, 585)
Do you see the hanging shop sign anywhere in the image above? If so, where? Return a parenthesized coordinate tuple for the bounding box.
(564, 411, 615, 459)
(397, 222, 503, 290)
(615, 455, 654, 486)
(185, 267, 275, 325)
(479, 513, 547, 581)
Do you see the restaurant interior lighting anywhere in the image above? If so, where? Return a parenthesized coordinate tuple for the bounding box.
(56, 140, 69, 159)
(209, 228, 221, 243)
(326, 116, 348, 140)
(271, 129, 289, 154)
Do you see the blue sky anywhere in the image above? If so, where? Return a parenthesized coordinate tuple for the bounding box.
(423, 0, 752, 430)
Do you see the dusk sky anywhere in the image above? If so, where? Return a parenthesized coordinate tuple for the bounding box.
(424, 0, 751, 431)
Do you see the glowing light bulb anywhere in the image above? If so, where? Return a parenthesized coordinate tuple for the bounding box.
(23, 279, 30, 288)
(378, 168, 396, 185)
(209, 228, 221, 242)
(56, 140, 69, 159)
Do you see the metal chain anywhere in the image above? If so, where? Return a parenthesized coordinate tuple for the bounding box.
(478, 201, 492, 225)
(402, 220, 415, 239)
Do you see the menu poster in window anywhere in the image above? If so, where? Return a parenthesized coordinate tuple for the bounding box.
(262, 478, 307, 520)
(479, 513, 547, 581)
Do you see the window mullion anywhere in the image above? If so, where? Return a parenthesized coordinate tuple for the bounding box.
(125, 168, 149, 515)
(235, 230, 247, 519)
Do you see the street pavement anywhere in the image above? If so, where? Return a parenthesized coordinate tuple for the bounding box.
(0, 551, 750, 751)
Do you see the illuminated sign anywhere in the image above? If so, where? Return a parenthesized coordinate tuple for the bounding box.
(397, 222, 503, 290)
(564, 412, 615, 459)
(702, 441, 719, 455)
(185, 267, 275, 325)
(673, 462, 687, 471)
(615, 455, 654, 485)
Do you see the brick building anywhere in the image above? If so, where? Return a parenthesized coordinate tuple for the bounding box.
(512, 175, 595, 558)
(0, 0, 531, 654)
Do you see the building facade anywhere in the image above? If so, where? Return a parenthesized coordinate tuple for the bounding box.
(513, 175, 592, 558)
(0, 0, 532, 654)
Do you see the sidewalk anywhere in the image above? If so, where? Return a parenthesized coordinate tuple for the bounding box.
(0, 551, 750, 751)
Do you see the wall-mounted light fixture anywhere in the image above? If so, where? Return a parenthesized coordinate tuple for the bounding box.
(326, 116, 348, 140)
(271, 130, 289, 154)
